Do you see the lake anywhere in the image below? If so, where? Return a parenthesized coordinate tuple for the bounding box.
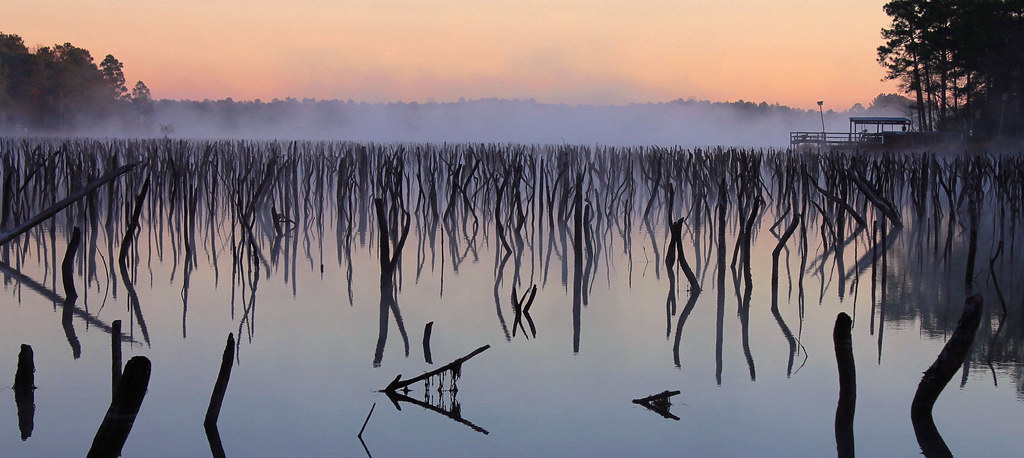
(0, 138, 1021, 457)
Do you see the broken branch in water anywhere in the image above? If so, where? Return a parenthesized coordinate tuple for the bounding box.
(14, 344, 35, 441)
(204, 334, 234, 458)
(383, 344, 490, 393)
(422, 322, 434, 364)
(848, 170, 903, 229)
(668, 218, 701, 292)
(632, 390, 681, 420)
(911, 294, 983, 458)
(381, 344, 491, 435)
(0, 163, 135, 246)
(358, 402, 376, 439)
(88, 356, 151, 458)
(205, 333, 235, 428)
(833, 312, 856, 458)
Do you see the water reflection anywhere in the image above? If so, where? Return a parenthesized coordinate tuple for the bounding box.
(0, 139, 1023, 454)
(382, 344, 491, 434)
(372, 194, 411, 367)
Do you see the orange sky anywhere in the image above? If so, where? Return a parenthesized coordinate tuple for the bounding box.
(6, 0, 900, 110)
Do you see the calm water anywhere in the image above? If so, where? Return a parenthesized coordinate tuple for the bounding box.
(0, 139, 1021, 457)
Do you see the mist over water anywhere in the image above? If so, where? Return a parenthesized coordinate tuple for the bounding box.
(0, 138, 1021, 456)
(136, 98, 898, 147)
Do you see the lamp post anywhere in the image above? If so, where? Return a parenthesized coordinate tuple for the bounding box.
(817, 101, 825, 147)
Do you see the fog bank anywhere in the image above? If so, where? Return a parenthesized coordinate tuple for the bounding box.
(139, 98, 909, 147)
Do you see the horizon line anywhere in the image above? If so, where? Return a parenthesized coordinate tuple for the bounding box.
(149, 95, 895, 113)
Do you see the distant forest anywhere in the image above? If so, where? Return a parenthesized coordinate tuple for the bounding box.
(878, 0, 1024, 138)
(5, 3, 1023, 143)
(0, 30, 909, 145)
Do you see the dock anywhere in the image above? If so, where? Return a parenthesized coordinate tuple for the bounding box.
(791, 116, 913, 149)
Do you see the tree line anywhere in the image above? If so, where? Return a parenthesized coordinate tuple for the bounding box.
(879, 0, 1024, 139)
(0, 32, 152, 131)
(0, 28, 926, 140)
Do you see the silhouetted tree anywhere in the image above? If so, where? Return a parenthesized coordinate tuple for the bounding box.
(0, 31, 151, 131)
(0, 33, 29, 129)
(131, 80, 153, 124)
(100, 54, 127, 100)
(879, 1, 1024, 138)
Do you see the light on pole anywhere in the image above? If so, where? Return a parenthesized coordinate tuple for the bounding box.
(817, 101, 825, 146)
(819, 99, 827, 133)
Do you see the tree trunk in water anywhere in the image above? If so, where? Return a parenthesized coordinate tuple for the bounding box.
(911, 294, 983, 458)
(834, 313, 856, 458)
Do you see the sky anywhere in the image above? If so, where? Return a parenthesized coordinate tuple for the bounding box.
(6, 0, 901, 111)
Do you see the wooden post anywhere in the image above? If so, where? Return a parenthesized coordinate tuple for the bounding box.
(88, 356, 151, 458)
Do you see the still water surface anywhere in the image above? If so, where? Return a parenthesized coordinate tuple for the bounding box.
(0, 139, 1021, 456)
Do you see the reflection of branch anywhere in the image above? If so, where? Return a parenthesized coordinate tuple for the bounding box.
(120, 179, 151, 346)
(511, 284, 537, 338)
(62, 297, 82, 359)
(668, 218, 700, 292)
(373, 198, 411, 366)
(62, 227, 81, 299)
(911, 294, 983, 458)
(672, 292, 700, 368)
(380, 345, 492, 435)
(205, 334, 234, 458)
(119, 253, 150, 346)
(14, 381, 34, 440)
(62, 226, 83, 358)
(573, 173, 583, 353)
(118, 178, 149, 266)
(205, 423, 226, 458)
(385, 389, 489, 435)
(357, 403, 376, 457)
(0, 261, 133, 341)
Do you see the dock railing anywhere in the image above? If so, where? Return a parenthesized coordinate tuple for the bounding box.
(790, 131, 883, 148)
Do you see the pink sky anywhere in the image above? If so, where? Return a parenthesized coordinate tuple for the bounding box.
(7, 0, 900, 110)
